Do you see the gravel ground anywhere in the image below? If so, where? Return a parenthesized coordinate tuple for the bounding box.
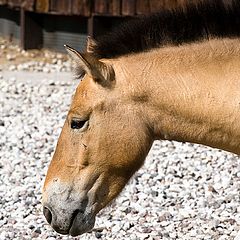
(1, 41, 240, 240)
(0, 37, 69, 72)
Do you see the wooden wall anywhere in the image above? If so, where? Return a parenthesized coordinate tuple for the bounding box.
(0, 0, 194, 50)
(0, 0, 193, 17)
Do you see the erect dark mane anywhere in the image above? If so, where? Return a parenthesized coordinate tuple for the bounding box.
(91, 0, 240, 59)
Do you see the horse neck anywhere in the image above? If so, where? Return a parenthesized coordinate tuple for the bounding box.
(118, 38, 240, 155)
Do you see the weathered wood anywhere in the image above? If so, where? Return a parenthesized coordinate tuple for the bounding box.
(94, 0, 108, 14)
(122, 0, 135, 16)
(136, 0, 150, 14)
(0, 0, 7, 5)
(36, 0, 49, 13)
(2, 0, 193, 16)
(109, 0, 121, 16)
(7, 0, 22, 8)
(22, 0, 35, 11)
(71, 0, 92, 16)
(50, 0, 72, 14)
(50, 0, 58, 12)
(20, 8, 43, 49)
(149, 0, 165, 12)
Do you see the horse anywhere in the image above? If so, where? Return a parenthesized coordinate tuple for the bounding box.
(42, 0, 240, 236)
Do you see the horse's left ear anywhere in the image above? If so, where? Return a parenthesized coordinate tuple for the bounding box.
(64, 44, 115, 88)
(86, 36, 97, 53)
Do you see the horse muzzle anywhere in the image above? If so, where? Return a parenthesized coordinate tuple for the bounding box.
(42, 179, 97, 236)
(43, 203, 95, 236)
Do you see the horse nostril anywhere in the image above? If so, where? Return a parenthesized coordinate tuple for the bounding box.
(70, 209, 80, 227)
(43, 206, 52, 224)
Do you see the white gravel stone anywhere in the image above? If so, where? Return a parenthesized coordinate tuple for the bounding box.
(6, 54, 16, 61)
(8, 65, 16, 71)
(235, 232, 240, 240)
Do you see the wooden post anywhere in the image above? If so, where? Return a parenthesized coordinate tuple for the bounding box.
(71, 0, 92, 17)
(36, 0, 49, 13)
(122, 0, 135, 15)
(136, 0, 150, 14)
(20, 8, 43, 49)
(94, 0, 108, 15)
(50, 0, 72, 15)
(109, 0, 121, 16)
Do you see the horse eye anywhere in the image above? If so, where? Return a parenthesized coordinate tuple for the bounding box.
(71, 119, 88, 130)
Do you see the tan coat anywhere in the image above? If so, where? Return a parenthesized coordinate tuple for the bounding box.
(42, 38, 240, 236)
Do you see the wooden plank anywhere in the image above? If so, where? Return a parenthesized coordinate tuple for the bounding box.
(50, 0, 72, 14)
(20, 8, 43, 49)
(136, 0, 150, 14)
(36, 0, 49, 13)
(122, 0, 135, 16)
(149, 0, 165, 12)
(22, 0, 35, 11)
(50, 0, 57, 12)
(94, 0, 108, 14)
(7, 0, 22, 8)
(109, 0, 121, 16)
(71, 0, 92, 16)
(0, 0, 7, 5)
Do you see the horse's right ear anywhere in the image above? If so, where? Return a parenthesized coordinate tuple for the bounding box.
(64, 45, 115, 88)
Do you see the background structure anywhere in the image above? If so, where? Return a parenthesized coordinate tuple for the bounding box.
(0, 0, 193, 51)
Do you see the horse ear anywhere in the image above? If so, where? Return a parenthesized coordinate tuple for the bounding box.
(86, 36, 97, 53)
(64, 45, 115, 88)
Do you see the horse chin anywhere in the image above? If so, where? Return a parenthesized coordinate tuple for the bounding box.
(69, 212, 96, 237)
